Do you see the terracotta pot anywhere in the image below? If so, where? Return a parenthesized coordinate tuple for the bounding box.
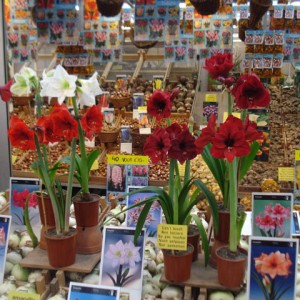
(12, 94, 34, 106)
(187, 224, 200, 262)
(73, 193, 100, 227)
(209, 238, 227, 269)
(44, 228, 77, 268)
(76, 225, 102, 254)
(216, 246, 247, 288)
(163, 244, 194, 283)
(214, 209, 230, 243)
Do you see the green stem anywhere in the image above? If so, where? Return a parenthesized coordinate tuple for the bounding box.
(228, 157, 238, 252)
(227, 91, 232, 116)
(241, 109, 247, 123)
(223, 163, 229, 209)
(24, 193, 38, 248)
(169, 158, 176, 224)
(71, 97, 89, 193)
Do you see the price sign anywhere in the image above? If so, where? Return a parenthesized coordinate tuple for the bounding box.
(205, 94, 217, 102)
(157, 224, 187, 251)
(278, 167, 294, 181)
(295, 150, 300, 161)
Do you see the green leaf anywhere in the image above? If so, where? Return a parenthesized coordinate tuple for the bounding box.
(134, 202, 153, 244)
(239, 141, 260, 180)
(191, 214, 209, 266)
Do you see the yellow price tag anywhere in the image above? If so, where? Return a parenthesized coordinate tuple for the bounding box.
(295, 150, 300, 161)
(157, 224, 187, 251)
(11, 155, 17, 164)
(223, 112, 241, 122)
(205, 94, 217, 102)
(138, 106, 147, 112)
(278, 167, 294, 182)
(107, 154, 149, 165)
(178, 162, 186, 177)
(91, 160, 99, 171)
(8, 291, 40, 300)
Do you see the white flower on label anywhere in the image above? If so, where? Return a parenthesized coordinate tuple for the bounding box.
(77, 72, 102, 108)
(124, 240, 141, 268)
(40, 64, 77, 105)
(106, 240, 127, 268)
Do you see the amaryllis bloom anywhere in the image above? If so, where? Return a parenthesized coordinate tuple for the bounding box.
(10, 67, 38, 96)
(168, 125, 197, 164)
(106, 240, 127, 268)
(255, 214, 276, 232)
(170, 87, 180, 102)
(204, 53, 233, 79)
(270, 204, 290, 220)
(124, 241, 141, 268)
(51, 106, 78, 141)
(195, 114, 217, 153)
(81, 104, 103, 140)
(231, 73, 271, 109)
(143, 128, 171, 164)
(147, 90, 172, 121)
(243, 116, 264, 142)
(0, 79, 13, 102)
(210, 115, 250, 162)
(8, 116, 35, 151)
(12, 189, 37, 209)
(37, 115, 61, 144)
(166, 123, 183, 140)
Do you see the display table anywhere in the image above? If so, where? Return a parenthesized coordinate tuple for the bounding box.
(160, 255, 243, 300)
(20, 247, 101, 273)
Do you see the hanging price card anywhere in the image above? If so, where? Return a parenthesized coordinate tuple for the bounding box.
(205, 94, 217, 102)
(157, 224, 187, 251)
(278, 167, 294, 181)
(295, 150, 300, 161)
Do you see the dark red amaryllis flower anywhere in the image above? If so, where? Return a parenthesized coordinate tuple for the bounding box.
(168, 125, 197, 164)
(204, 53, 234, 80)
(81, 104, 103, 140)
(211, 115, 250, 163)
(37, 115, 61, 144)
(166, 123, 186, 140)
(143, 128, 171, 164)
(51, 105, 78, 141)
(231, 73, 271, 109)
(147, 90, 172, 121)
(195, 114, 217, 154)
(0, 79, 13, 102)
(243, 116, 264, 142)
(8, 116, 35, 151)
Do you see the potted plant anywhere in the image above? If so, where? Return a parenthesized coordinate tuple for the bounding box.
(110, 89, 219, 283)
(40, 65, 104, 254)
(195, 53, 271, 287)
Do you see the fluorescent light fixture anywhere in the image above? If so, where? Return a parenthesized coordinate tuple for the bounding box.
(179, 2, 186, 8)
(291, 1, 300, 5)
(75, 4, 80, 11)
(123, 3, 131, 9)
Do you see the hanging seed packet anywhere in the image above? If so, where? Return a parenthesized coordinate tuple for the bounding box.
(273, 54, 283, 68)
(285, 5, 295, 19)
(254, 30, 264, 45)
(245, 30, 255, 45)
(239, 6, 248, 19)
(253, 54, 263, 69)
(153, 75, 164, 90)
(264, 31, 274, 46)
(174, 46, 187, 61)
(284, 46, 292, 62)
(221, 30, 232, 48)
(263, 54, 273, 69)
(274, 5, 284, 19)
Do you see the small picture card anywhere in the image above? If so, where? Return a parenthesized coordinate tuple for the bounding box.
(153, 75, 164, 90)
(138, 110, 151, 134)
(252, 192, 293, 238)
(203, 102, 218, 123)
(102, 108, 116, 127)
(10, 177, 40, 231)
(126, 186, 162, 239)
(116, 75, 128, 91)
(99, 226, 145, 299)
(120, 126, 132, 154)
(132, 93, 145, 110)
(254, 126, 270, 162)
(247, 237, 298, 300)
(0, 216, 11, 284)
(292, 211, 300, 236)
(97, 91, 109, 107)
(248, 109, 269, 127)
(68, 282, 120, 300)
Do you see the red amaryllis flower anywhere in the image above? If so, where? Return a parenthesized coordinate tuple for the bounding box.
(168, 126, 197, 164)
(81, 104, 103, 140)
(231, 73, 271, 109)
(166, 122, 185, 140)
(170, 87, 180, 102)
(204, 53, 233, 79)
(243, 116, 264, 142)
(195, 114, 217, 153)
(143, 128, 171, 164)
(211, 115, 250, 162)
(51, 105, 78, 141)
(147, 90, 172, 121)
(0, 79, 13, 102)
(8, 116, 35, 151)
(37, 115, 61, 144)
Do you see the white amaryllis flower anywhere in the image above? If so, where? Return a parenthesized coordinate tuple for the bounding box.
(40, 65, 77, 105)
(10, 66, 38, 96)
(106, 240, 127, 268)
(76, 72, 102, 108)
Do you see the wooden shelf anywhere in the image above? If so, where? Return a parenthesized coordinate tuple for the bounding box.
(20, 247, 101, 273)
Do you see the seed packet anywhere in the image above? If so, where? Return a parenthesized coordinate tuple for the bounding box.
(245, 30, 254, 45)
(274, 30, 284, 45)
(263, 54, 273, 69)
(285, 5, 294, 19)
(274, 5, 284, 19)
(239, 5, 248, 20)
(273, 54, 283, 68)
(253, 53, 263, 69)
(254, 30, 264, 45)
(264, 30, 274, 46)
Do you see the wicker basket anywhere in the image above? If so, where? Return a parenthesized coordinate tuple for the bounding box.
(96, 0, 124, 17)
(190, 0, 220, 16)
(130, 128, 151, 150)
(109, 96, 131, 109)
(12, 94, 34, 106)
(129, 28, 157, 50)
(249, 0, 272, 29)
(97, 130, 119, 144)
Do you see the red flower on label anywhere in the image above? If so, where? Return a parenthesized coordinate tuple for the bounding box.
(204, 53, 233, 79)
(143, 127, 171, 164)
(8, 116, 35, 151)
(231, 73, 271, 109)
(147, 90, 172, 121)
(81, 104, 103, 140)
(12, 189, 37, 209)
(210, 115, 250, 162)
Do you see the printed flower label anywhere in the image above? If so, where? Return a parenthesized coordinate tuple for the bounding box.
(157, 224, 187, 251)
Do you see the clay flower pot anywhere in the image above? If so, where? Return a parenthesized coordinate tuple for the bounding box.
(187, 224, 200, 262)
(163, 244, 194, 283)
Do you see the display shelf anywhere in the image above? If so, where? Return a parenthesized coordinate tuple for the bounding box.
(20, 247, 101, 273)
(160, 255, 243, 300)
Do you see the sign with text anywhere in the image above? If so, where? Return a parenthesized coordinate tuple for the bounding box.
(8, 291, 40, 300)
(295, 150, 300, 161)
(278, 167, 294, 181)
(157, 224, 187, 251)
(107, 155, 148, 165)
(205, 94, 217, 102)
